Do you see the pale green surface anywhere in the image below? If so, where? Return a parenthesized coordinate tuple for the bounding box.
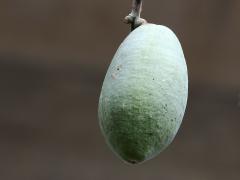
(98, 24, 188, 164)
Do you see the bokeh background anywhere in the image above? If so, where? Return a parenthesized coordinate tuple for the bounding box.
(0, 0, 239, 179)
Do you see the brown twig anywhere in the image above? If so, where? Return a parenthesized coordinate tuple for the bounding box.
(124, 0, 147, 31)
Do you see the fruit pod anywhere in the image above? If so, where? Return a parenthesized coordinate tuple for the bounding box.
(98, 24, 188, 164)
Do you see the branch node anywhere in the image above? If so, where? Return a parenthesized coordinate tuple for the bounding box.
(124, 0, 147, 31)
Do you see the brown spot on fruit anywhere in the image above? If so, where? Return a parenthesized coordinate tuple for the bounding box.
(111, 73, 116, 79)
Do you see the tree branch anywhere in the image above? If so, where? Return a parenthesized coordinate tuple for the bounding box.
(124, 0, 147, 31)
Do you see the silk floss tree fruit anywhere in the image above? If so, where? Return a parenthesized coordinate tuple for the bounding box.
(98, 0, 188, 164)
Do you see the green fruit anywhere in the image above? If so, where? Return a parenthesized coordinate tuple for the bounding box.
(98, 24, 188, 164)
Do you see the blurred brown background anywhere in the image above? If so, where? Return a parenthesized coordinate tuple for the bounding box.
(0, 0, 239, 179)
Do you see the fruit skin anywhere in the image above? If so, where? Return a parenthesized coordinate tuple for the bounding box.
(98, 24, 188, 164)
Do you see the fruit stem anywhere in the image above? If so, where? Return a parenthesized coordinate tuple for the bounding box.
(124, 0, 147, 31)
